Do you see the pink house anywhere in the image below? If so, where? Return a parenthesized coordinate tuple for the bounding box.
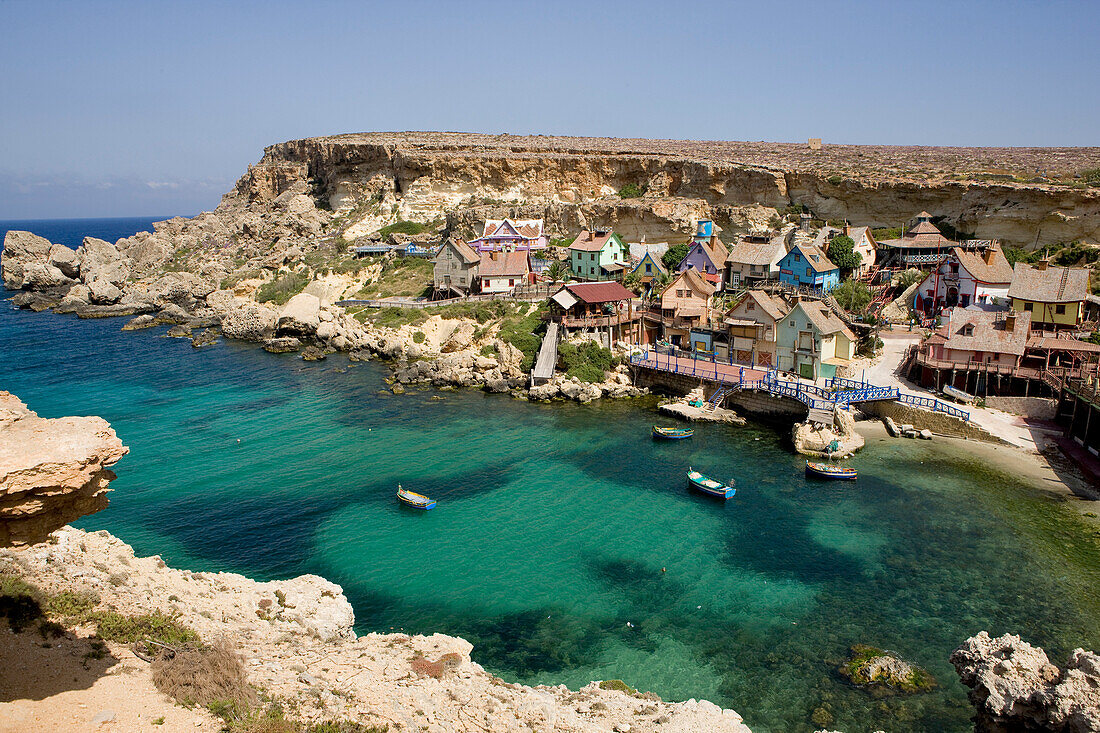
(924, 309, 1031, 369)
(467, 218, 549, 252)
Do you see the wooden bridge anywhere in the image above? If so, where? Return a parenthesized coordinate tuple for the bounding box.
(629, 349, 969, 420)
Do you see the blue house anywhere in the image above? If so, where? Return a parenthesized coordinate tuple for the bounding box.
(778, 243, 840, 293)
(675, 221, 728, 289)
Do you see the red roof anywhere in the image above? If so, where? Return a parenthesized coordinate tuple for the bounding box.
(563, 281, 636, 304)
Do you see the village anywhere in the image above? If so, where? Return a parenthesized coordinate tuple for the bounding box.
(384, 210, 1100, 471)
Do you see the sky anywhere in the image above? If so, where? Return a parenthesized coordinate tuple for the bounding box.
(0, 0, 1097, 219)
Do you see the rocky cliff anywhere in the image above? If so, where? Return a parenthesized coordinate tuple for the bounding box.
(951, 631, 1100, 731)
(0, 392, 128, 547)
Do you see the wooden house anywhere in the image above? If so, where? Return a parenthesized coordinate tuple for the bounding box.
(630, 250, 669, 285)
(776, 299, 856, 380)
(548, 281, 639, 345)
(724, 232, 786, 290)
(658, 269, 716, 348)
(568, 230, 630, 281)
(914, 245, 1013, 316)
(676, 220, 729, 289)
(721, 290, 790, 367)
(433, 238, 481, 296)
(467, 218, 548, 252)
(478, 250, 531, 294)
(1008, 260, 1090, 331)
(777, 243, 840, 293)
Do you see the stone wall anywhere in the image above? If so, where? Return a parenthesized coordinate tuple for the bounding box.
(984, 396, 1056, 421)
(726, 390, 809, 421)
(860, 401, 1007, 444)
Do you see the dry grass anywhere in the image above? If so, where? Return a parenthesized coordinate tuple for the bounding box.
(409, 652, 462, 679)
(152, 639, 258, 714)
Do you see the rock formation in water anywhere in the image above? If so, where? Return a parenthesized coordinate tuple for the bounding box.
(0, 392, 128, 547)
(951, 631, 1100, 731)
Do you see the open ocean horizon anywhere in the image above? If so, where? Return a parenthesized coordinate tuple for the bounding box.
(2, 217, 1100, 732)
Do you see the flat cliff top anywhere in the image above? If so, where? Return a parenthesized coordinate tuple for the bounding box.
(288, 131, 1100, 183)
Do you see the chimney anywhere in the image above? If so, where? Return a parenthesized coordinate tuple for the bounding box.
(1037, 258, 1049, 271)
(983, 249, 995, 264)
(1005, 313, 1016, 332)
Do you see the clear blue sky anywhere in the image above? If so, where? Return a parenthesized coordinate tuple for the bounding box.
(1, 0, 1097, 219)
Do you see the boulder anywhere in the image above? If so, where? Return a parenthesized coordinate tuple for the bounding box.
(165, 325, 192, 338)
(221, 303, 277, 341)
(276, 292, 321, 337)
(263, 336, 301, 353)
(11, 291, 61, 312)
(952, 632, 1100, 732)
(76, 237, 123, 272)
(48, 244, 80, 278)
(121, 315, 156, 331)
(301, 346, 327, 361)
(119, 236, 170, 276)
(83, 260, 130, 287)
(148, 272, 216, 308)
(441, 321, 476, 353)
(54, 284, 91, 314)
(191, 329, 218, 348)
(205, 289, 238, 312)
(86, 277, 122, 305)
(22, 263, 70, 289)
(152, 304, 192, 325)
(1, 230, 53, 289)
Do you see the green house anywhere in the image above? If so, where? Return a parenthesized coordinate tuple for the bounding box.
(569, 230, 629, 281)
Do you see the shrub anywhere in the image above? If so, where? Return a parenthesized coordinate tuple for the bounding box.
(825, 234, 861, 275)
(599, 679, 637, 694)
(409, 652, 463, 679)
(559, 341, 615, 382)
(88, 610, 200, 646)
(256, 271, 310, 305)
(378, 220, 429, 237)
(618, 183, 646, 199)
(831, 279, 872, 315)
(152, 640, 257, 718)
(871, 227, 902, 241)
(661, 243, 691, 271)
(0, 573, 46, 632)
(412, 331, 426, 344)
(1082, 167, 1100, 186)
(45, 589, 100, 620)
(368, 308, 429, 329)
(826, 174, 844, 185)
(497, 305, 547, 371)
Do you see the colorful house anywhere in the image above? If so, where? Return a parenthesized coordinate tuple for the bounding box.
(477, 250, 531, 294)
(843, 226, 878, 279)
(676, 221, 729, 289)
(467, 218, 548, 252)
(432, 238, 481, 295)
(659, 269, 716, 348)
(630, 250, 669, 285)
(724, 232, 786, 290)
(1008, 260, 1090, 331)
(720, 290, 790, 367)
(876, 211, 975, 270)
(776, 299, 857, 380)
(548, 281, 639, 345)
(777, 243, 840, 293)
(568, 230, 630, 281)
(922, 309, 1031, 371)
(914, 245, 1014, 316)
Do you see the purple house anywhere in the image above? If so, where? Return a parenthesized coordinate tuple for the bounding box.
(675, 221, 729, 290)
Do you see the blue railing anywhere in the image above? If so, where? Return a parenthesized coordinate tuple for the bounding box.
(634, 349, 971, 421)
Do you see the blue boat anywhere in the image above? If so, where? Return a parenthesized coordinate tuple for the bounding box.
(397, 485, 437, 510)
(686, 469, 735, 499)
(653, 426, 694, 440)
(805, 461, 857, 480)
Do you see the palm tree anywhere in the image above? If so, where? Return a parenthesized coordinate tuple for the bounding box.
(545, 259, 569, 283)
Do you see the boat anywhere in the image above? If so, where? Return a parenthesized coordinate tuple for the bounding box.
(942, 384, 976, 404)
(805, 461, 858, 480)
(653, 426, 694, 440)
(397, 485, 437, 510)
(686, 469, 735, 499)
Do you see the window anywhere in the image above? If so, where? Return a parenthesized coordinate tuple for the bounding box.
(789, 320, 795, 327)
(509, 279, 515, 287)
(806, 268, 812, 277)
(747, 301, 755, 311)
(962, 325, 974, 336)
(1056, 304, 1066, 314)
(1024, 302, 1034, 312)
(645, 264, 652, 274)
(950, 263, 959, 273)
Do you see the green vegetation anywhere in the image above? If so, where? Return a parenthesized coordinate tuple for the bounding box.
(550, 236, 576, 249)
(355, 256, 434, 299)
(832, 279, 872, 314)
(838, 644, 937, 694)
(826, 174, 844, 185)
(45, 589, 100, 619)
(221, 268, 264, 290)
(871, 227, 902, 241)
(412, 331, 426, 344)
(559, 340, 616, 383)
(661, 243, 690, 271)
(378, 220, 431, 238)
(88, 610, 200, 645)
(496, 304, 547, 371)
(618, 183, 647, 199)
(256, 270, 310, 305)
(545, 260, 570, 283)
(825, 234, 862, 276)
(362, 307, 430, 328)
(1082, 167, 1100, 186)
(599, 679, 637, 694)
(0, 572, 48, 632)
(895, 268, 925, 289)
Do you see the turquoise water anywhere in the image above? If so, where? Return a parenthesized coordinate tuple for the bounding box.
(2, 220, 1100, 732)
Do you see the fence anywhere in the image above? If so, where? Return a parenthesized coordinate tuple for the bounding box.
(826, 376, 969, 419)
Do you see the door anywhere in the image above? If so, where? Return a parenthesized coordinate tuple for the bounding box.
(799, 361, 815, 380)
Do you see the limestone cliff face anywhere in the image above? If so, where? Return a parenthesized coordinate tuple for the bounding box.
(229, 132, 1100, 247)
(0, 392, 128, 547)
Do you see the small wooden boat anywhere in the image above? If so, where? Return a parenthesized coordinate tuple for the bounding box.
(397, 485, 436, 510)
(653, 426, 694, 440)
(686, 469, 735, 499)
(943, 384, 976, 404)
(805, 461, 857, 480)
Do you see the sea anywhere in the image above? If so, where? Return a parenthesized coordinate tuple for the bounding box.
(2, 218, 1100, 733)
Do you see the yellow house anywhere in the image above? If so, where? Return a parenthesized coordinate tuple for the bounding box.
(776, 299, 857, 380)
(1007, 260, 1089, 330)
(659, 269, 715, 348)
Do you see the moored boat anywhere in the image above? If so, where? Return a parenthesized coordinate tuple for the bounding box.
(653, 426, 694, 440)
(686, 469, 735, 499)
(805, 461, 857, 480)
(397, 485, 437, 510)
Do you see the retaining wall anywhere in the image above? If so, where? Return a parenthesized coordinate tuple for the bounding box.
(860, 401, 1007, 444)
(983, 396, 1056, 421)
